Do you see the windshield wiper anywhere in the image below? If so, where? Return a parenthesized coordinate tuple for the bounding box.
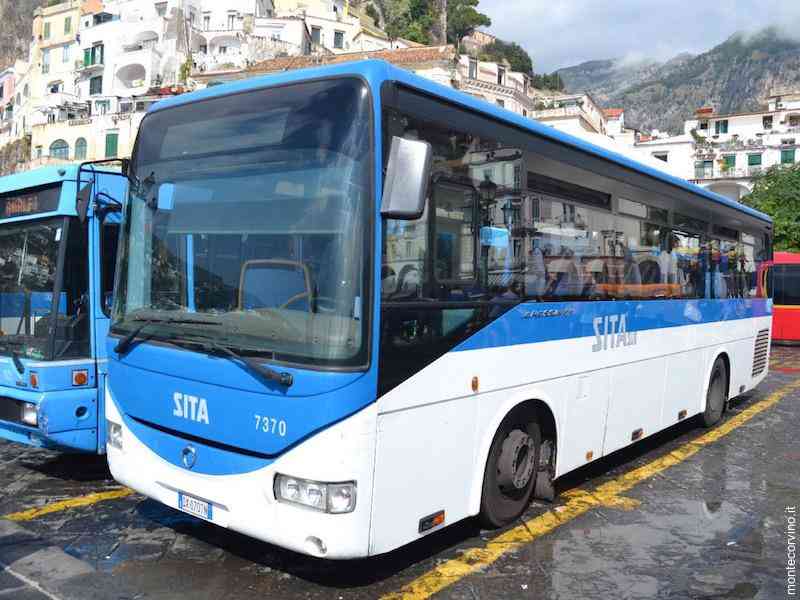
(171, 335, 293, 388)
(0, 345, 25, 375)
(114, 317, 221, 357)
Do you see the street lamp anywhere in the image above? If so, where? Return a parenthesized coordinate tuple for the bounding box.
(478, 177, 498, 226)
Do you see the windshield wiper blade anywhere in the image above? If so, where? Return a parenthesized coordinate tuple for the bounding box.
(172, 335, 293, 388)
(114, 319, 157, 356)
(0, 345, 25, 375)
(114, 316, 221, 357)
(10, 350, 24, 375)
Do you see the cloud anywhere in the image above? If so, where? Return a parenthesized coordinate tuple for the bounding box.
(477, 0, 800, 72)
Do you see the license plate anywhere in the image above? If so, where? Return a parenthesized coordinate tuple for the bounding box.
(178, 492, 212, 521)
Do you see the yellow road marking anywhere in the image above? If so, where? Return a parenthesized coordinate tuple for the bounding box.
(3, 488, 134, 522)
(383, 378, 800, 600)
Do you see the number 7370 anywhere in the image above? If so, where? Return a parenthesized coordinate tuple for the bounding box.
(254, 414, 287, 437)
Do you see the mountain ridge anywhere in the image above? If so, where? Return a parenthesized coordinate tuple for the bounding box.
(0, 0, 42, 70)
(557, 28, 800, 134)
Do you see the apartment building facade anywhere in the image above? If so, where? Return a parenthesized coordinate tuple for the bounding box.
(458, 55, 536, 116)
(27, 0, 200, 167)
(632, 90, 800, 201)
(191, 44, 539, 123)
(531, 92, 609, 136)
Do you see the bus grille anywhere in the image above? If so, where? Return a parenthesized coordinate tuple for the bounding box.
(0, 397, 24, 425)
(752, 329, 770, 377)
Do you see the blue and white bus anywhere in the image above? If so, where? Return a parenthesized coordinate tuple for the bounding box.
(0, 164, 126, 452)
(105, 60, 772, 558)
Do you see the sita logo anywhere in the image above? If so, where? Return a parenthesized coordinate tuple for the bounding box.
(173, 392, 210, 425)
(592, 313, 637, 353)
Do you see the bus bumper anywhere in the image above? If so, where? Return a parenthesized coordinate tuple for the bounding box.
(0, 387, 99, 453)
(105, 389, 377, 559)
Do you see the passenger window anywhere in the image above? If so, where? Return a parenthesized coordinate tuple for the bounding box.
(612, 215, 669, 298)
(713, 239, 745, 298)
(527, 195, 613, 300)
(672, 230, 705, 299)
(433, 182, 477, 286)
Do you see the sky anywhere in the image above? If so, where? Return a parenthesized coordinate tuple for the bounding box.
(478, 0, 800, 73)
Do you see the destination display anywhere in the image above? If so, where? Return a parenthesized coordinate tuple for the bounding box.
(0, 184, 61, 218)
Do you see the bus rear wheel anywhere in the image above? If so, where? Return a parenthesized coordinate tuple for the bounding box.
(702, 357, 728, 427)
(479, 413, 541, 528)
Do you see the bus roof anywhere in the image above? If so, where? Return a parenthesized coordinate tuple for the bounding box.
(0, 165, 79, 194)
(774, 252, 800, 264)
(0, 164, 126, 223)
(150, 59, 772, 226)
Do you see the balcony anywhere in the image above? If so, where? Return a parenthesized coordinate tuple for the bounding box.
(75, 58, 104, 74)
(691, 167, 759, 182)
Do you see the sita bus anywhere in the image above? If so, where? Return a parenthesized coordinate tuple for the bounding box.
(106, 60, 773, 558)
(0, 163, 125, 452)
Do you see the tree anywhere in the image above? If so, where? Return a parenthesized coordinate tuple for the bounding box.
(480, 40, 533, 75)
(380, 0, 410, 42)
(742, 163, 800, 251)
(404, 0, 437, 44)
(531, 72, 565, 91)
(446, 0, 491, 48)
(364, 3, 381, 26)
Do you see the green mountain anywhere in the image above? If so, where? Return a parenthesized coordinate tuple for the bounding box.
(558, 28, 800, 134)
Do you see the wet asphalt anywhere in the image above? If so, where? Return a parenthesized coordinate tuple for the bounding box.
(0, 346, 798, 600)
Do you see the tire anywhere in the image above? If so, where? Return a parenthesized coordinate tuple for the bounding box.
(702, 357, 728, 428)
(479, 412, 541, 528)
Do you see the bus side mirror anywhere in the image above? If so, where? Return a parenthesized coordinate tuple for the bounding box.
(121, 158, 130, 177)
(76, 181, 93, 224)
(380, 136, 432, 220)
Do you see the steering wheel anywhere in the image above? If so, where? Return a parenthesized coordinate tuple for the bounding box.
(315, 296, 352, 315)
(279, 292, 311, 311)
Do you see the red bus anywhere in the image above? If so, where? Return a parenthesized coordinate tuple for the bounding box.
(768, 252, 800, 343)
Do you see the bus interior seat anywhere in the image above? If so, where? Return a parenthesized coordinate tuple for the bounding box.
(238, 259, 314, 312)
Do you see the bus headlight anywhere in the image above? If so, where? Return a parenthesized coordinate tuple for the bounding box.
(107, 420, 123, 450)
(21, 403, 38, 427)
(274, 474, 356, 514)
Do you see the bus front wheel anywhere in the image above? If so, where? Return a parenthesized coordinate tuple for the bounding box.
(702, 357, 728, 427)
(479, 413, 541, 528)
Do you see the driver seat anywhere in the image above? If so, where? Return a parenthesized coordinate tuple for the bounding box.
(238, 259, 314, 313)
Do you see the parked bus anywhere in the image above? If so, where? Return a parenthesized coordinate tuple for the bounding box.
(105, 61, 773, 558)
(767, 251, 800, 343)
(0, 164, 126, 452)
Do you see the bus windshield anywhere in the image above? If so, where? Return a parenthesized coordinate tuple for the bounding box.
(0, 218, 62, 360)
(113, 78, 373, 369)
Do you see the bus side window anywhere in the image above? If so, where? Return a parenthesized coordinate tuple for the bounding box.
(670, 230, 704, 299)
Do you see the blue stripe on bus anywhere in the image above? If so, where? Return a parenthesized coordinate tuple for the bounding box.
(455, 298, 772, 352)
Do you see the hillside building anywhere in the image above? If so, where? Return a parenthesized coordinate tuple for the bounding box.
(632, 90, 800, 201)
(27, 0, 200, 167)
(602, 108, 641, 145)
(531, 92, 608, 136)
(192, 45, 539, 120)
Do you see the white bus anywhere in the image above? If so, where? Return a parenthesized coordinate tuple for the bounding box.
(105, 60, 773, 559)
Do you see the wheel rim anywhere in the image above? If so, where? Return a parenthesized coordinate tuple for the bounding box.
(496, 429, 537, 492)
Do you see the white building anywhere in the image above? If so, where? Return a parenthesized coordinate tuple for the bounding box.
(458, 55, 536, 116)
(25, 0, 200, 167)
(603, 108, 640, 146)
(531, 93, 609, 137)
(630, 90, 800, 201)
(195, 0, 320, 73)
